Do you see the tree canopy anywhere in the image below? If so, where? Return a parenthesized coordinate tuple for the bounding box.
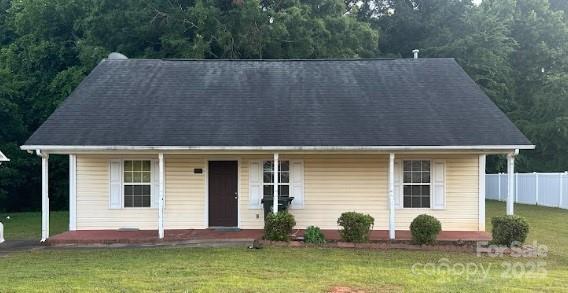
(1, 0, 567, 211)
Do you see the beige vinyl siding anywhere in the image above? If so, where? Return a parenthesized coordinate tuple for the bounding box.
(75, 153, 480, 231)
(394, 155, 480, 231)
(77, 154, 210, 230)
(76, 155, 158, 230)
(242, 154, 479, 231)
(163, 155, 207, 229)
(278, 155, 388, 230)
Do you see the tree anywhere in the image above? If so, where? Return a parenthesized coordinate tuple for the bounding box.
(2, 0, 568, 211)
(0, 0, 379, 212)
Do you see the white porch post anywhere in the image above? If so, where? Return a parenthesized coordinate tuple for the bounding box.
(478, 154, 486, 231)
(69, 154, 77, 231)
(388, 153, 396, 240)
(506, 151, 517, 215)
(37, 150, 49, 242)
(273, 153, 279, 214)
(158, 153, 165, 239)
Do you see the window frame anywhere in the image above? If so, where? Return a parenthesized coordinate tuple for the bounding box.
(262, 160, 290, 198)
(122, 159, 153, 209)
(401, 159, 432, 209)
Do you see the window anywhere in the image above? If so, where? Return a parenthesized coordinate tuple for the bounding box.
(403, 160, 431, 208)
(123, 160, 151, 208)
(263, 160, 289, 197)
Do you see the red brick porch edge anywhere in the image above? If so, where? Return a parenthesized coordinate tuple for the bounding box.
(46, 229, 490, 246)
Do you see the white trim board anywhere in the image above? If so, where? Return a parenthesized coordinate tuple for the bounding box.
(21, 145, 535, 152)
(69, 155, 77, 231)
(478, 154, 486, 231)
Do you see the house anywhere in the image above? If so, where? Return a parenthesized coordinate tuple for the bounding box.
(21, 56, 534, 242)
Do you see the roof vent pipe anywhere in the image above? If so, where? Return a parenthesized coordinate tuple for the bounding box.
(108, 52, 128, 60)
(412, 49, 419, 59)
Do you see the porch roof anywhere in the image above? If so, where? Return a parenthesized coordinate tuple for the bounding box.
(23, 58, 533, 151)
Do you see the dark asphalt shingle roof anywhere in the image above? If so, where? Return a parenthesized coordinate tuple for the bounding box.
(24, 58, 532, 147)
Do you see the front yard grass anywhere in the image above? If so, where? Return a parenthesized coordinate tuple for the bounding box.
(0, 211, 68, 240)
(0, 200, 566, 292)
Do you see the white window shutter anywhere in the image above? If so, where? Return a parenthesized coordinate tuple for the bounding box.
(152, 160, 159, 208)
(109, 160, 122, 209)
(249, 160, 262, 209)
(394, 160, 402, 208)
(432, 160, 446, 209)
(290, 160, 305, 209)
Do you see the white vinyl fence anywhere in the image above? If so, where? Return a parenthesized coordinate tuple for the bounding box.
(486, 172, 568, 209)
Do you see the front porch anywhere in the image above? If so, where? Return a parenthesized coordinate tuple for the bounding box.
(26, 149, 525, 246)
(46, 229, 491, 246)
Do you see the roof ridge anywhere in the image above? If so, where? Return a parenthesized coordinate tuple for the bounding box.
(102, 57, 456, 62)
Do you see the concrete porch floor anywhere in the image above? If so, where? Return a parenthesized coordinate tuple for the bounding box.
(47, 229, 491, 246)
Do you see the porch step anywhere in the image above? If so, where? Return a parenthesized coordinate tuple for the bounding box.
(208, 227, 241, 232)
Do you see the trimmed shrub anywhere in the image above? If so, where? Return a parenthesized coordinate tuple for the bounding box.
(304, 226, 326, 244)
(337, 212, 374, 243)
(491, 215, 529, 246)
(410, 214, 442, 245)
(264, 211, 296, 241)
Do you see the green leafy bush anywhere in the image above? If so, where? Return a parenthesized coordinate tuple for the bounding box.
(491, 215, 529, 246)
(304, 226, 325, 244)
(337, 212, 374, 243)
(264, 211, 296, 241)
(410, 214, 442, 245)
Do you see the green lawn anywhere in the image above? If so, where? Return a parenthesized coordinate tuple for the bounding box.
(0, 201, 566, 292)
(0, 211, 68, 240)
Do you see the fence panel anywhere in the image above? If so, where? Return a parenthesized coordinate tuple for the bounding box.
(485, 174, 500, 200)
(486, 172, 568, 210)
(538, 173, 561, 207)
(516, 173, 537, 205)
(499, 174, 508, 201)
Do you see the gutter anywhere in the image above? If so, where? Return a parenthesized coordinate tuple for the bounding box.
(20, 144, 535, 152)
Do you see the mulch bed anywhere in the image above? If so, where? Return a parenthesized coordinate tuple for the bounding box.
(256, 238, 484, 252)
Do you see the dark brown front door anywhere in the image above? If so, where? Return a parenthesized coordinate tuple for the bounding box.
(208, 161, 238, 227)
